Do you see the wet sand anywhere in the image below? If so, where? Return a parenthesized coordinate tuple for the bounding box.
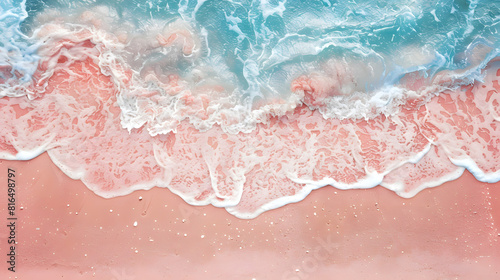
(0, 152, 499, 279)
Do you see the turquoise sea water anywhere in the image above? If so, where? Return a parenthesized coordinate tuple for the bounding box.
(4, 0, 499, 98)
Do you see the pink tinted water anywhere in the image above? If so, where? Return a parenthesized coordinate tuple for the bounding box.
(1, 33, 500, 218)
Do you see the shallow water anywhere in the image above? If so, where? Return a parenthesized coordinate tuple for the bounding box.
(1, 0, 499, 218)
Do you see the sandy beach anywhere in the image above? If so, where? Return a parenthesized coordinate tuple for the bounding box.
(1, 152, 498, 279)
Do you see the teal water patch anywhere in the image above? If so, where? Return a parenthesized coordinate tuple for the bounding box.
(0, 0, 40, 86)
(10, 0, 500, 94)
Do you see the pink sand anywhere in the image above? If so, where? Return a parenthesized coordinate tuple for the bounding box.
(0, 153, 499, 279)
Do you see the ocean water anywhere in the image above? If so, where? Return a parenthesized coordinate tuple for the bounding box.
(0, 0, 499, 218)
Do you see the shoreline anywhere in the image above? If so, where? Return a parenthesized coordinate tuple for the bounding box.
(0, 152, 499, 279)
